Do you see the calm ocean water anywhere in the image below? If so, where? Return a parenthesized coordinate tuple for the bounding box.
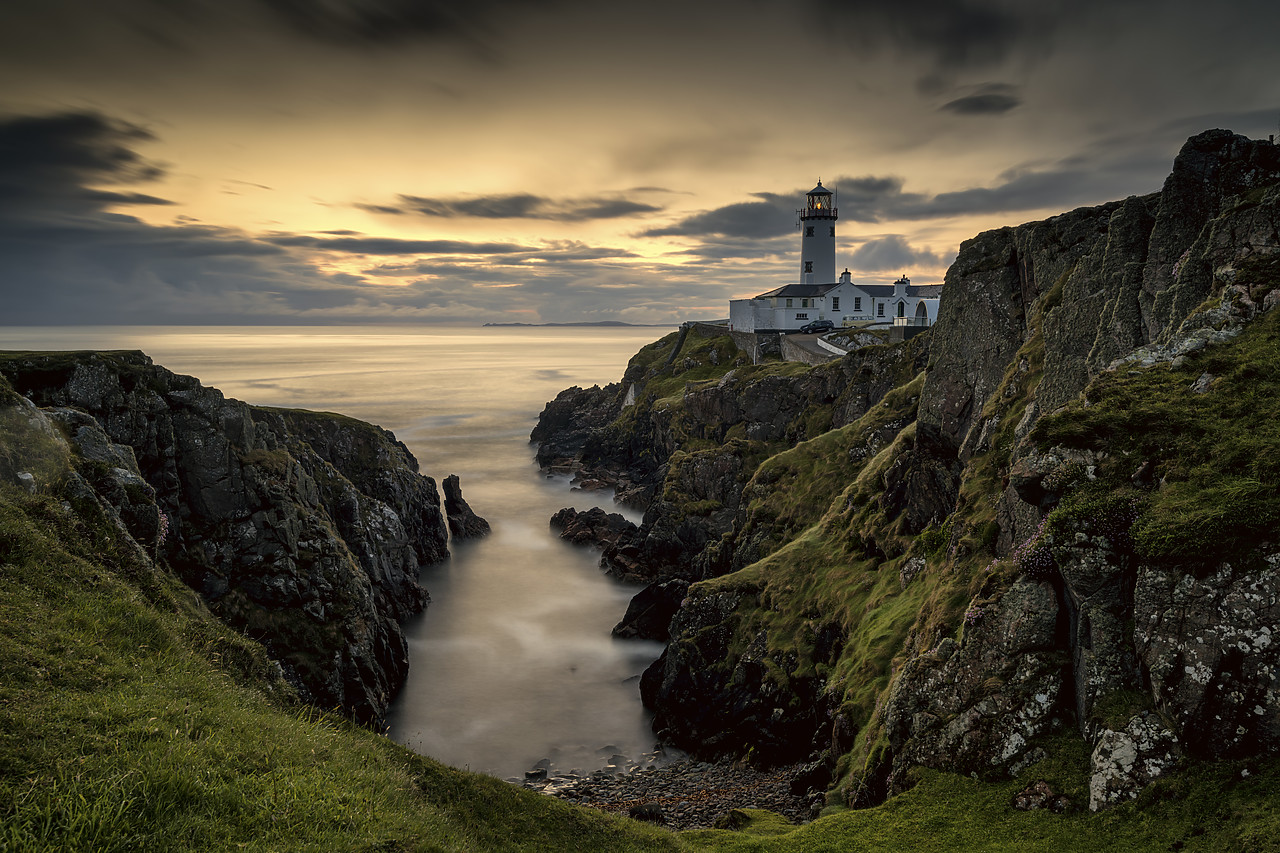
(0, 325, 671, 778)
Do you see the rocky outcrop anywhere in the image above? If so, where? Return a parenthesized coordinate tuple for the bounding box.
(1143, 129, 1280, 339)
(535, 130, 1280, 810)
(550, 505, 640, 549)
(1134, 559, 1280, 759)
(876, 130, 1280, 806)
(882, 580, 1066, 793)
(536, 331, 929, 590)
(611, 579, 689, 641)
(0, 351, 451, 725)
(639, 586, 832, 765)
(531, 383, 625, 472)
(442, 474, 491, 539)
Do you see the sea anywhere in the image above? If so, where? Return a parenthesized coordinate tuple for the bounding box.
(0, 325, 673, 779)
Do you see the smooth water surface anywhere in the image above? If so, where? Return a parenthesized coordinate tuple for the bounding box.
(0, 325, 671, 778)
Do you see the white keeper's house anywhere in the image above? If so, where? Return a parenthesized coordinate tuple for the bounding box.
(728, 181, 942, 334)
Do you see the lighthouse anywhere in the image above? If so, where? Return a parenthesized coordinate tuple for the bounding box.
(798, 181, 837, 284)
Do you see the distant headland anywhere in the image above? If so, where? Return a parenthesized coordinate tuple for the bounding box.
(481, 321, 679, 327)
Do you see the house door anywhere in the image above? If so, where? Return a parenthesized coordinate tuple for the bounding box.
(897, 301, 905, 317)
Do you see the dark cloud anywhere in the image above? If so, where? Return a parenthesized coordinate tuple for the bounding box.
(640, 196, 795, 239)
(356, 203, 409, 215)
(268, 234, 529, 255)
(81, 190, 175, 206)
(939, 83, 1021, 115)
(829, 177, 926, 223)
(641, 179, 920, 242)
(646, 140, 1189, 242)
(362, 192, 663, 222)
(255, 0, 533, 48)
(847, 235, 946, 271)
(0, 111, 167, 216)
(813, 0, 1050, 74)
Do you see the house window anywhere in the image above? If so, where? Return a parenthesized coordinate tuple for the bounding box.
(801, 298, 810, 308)
(854, 297, 861, 311)
(877, 303, 885, 317)
(805, 226, 815, 237)
(832, 297, 839, 310)
(786, 298, 793, 307)
(795, 314, 808, 320)
(804, 261, 813, 273)
(898, 301, 906, 317)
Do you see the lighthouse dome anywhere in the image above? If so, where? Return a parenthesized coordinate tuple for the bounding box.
(807, 182, 832, 196)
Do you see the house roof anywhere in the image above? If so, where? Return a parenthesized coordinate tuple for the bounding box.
(753, 282, 843, 299)
(752, 281, 942, 300)
(858, 283, 943, 298)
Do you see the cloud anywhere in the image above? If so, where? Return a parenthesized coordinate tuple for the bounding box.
(80, 189, 176, 206)
(939, 83, 1022, 115)
(359, 192, 663, 222)
(847, 235, 946, 271)
(0, 109, 711, 325)
(254, 0, 526, 48)
(640, 197, 795, 239)
(813, 0, 1052, 75)
(641, 143, 1174, 247)
(0, 111, 168, 217)
(268, 234, 530, 255)
(641, 179, 923, 241)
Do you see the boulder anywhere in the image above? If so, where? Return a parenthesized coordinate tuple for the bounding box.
(550, 506, 639, 548)
(1089, 714, 1181, 811)
(612, 579, 689, 641)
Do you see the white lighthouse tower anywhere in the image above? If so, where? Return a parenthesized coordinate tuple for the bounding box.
(798, 181, 837, 284)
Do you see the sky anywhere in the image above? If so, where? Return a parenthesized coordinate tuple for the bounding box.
(1, 0, 1277, 326)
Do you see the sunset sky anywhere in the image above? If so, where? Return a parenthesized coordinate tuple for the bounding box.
(1, 0, 1277, 325)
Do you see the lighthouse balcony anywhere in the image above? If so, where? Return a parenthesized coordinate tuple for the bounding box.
(798, 207, 838, 220)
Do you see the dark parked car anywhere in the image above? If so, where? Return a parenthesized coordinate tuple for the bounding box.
(798, 319, 835, 334)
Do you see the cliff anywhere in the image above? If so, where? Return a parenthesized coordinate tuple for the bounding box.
(0, 351, 452, 724)
(534, 129, 1280, 812)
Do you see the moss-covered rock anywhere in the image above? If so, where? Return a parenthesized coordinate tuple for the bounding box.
(0, 351, 451, 725)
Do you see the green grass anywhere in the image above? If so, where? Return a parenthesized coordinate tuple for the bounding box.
(1032, 305, 1280, 572)
(679, 757, 1280, 852)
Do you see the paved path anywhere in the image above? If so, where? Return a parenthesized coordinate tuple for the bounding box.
(781, 332, 844, 363)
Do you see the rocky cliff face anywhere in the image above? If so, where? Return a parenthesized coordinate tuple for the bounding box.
(881, 130, 1280, 804)
(533, 130, 1280, 810)
(538, 327, 928, 585)
(0, 352, 452, 724)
